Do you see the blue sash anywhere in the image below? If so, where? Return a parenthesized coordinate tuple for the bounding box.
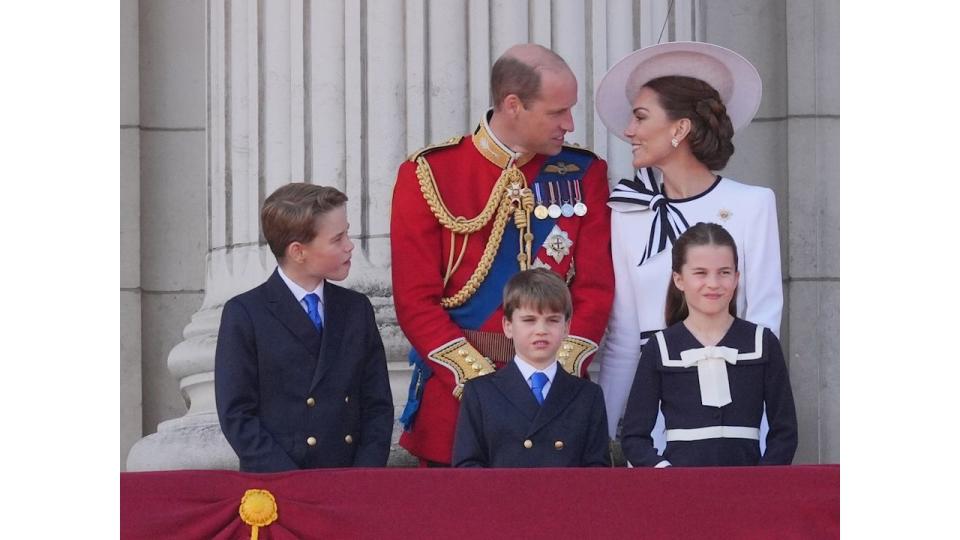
(400, 148, 595, 428)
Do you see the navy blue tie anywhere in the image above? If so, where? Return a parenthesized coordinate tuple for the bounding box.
(303, 293, 324, 333)
(530, 372, 548, 405)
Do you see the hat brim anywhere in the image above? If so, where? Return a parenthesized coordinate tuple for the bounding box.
(595, 41, 762, 143)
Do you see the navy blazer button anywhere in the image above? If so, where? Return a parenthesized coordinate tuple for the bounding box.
(523, 439, 533, 449)
(344, 396, 350, 403)
(307, 436, 317, 446)
(344, 434, 354, 444)
(554, 440, 564, 450)
(306, 397, 316, 407)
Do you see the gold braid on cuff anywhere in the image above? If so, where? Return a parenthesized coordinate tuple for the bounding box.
(557, 335, 599, 377)
(427, 338, 497, 400)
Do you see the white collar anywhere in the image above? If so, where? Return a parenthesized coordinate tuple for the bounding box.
(277, 266, 325, 305)
(513, 355, 558, 383)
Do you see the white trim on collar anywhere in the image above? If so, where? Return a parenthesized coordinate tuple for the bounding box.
(655, 324, 764, 363)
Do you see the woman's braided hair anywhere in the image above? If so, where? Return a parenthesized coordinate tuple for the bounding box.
(644, 76, 735, 170)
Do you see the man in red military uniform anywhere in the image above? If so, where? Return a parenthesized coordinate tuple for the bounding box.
(391, 44, 614, 466)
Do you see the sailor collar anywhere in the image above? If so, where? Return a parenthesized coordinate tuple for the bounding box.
(472, 109, 536, 169)
(656, 318, 766, 365)
(654, 319, 767, 408)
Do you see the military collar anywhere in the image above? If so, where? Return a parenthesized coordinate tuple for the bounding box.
(472, 109, 536, 169)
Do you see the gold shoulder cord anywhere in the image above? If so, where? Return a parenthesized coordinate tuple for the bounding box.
(415, 158, 534, 308)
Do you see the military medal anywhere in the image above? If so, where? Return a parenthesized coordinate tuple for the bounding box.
(573, 178, 588, 216)
(561, 180, 575, 217)
(545, 226, 573, 263)
(533, 183, 549, 220)
(547, 182, 562, 219)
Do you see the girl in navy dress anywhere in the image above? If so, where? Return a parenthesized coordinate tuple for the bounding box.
(620, 223, 797, 467)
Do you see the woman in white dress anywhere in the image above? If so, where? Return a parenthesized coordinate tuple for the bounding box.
(594, 42, 783, 445)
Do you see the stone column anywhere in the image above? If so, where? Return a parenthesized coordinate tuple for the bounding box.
(126, 0, 212, 471)
(785, 0, 840, 464)
(120, 0, 141, 471)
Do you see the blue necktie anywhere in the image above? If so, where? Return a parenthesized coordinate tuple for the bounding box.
(303, 293, 324, 333)
(530, 372, 548, 405)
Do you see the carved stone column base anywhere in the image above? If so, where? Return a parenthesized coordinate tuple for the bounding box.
(126, 412, 238, 471)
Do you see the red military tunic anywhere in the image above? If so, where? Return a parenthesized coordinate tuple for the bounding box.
(391, 113, 614, 464)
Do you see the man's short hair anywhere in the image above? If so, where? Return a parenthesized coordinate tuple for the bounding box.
(502, 268, 573, 321)
(260, 183, 348, 260)
(490, 46, 569, 108)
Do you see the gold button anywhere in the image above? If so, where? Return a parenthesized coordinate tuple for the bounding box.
(344, 434, 354, 445)
(344, 395, 350, 403)
(306, 397, 316, 407)
(458, 348, 468, 356)
(306, 436, 317, 446)
(523, 439, 533, 449)
(554, 440, 564, 450)
(563, 344, 573, 351)
(472, 362, 481, 371)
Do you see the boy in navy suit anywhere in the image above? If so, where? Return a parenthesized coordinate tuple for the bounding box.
(215, 183, 393, 472)
(452, 269, 610, 467)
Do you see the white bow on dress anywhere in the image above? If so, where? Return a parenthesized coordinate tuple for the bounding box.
(678, 346, 739, 407)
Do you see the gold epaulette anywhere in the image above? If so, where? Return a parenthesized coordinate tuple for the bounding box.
(561, 142, 598, 159)
(407, 136, 464, 162)
(557, 335, 599, 377)
(427, 338, 496, 400)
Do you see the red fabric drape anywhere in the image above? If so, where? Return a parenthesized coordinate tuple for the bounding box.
(121, 465, 839, 539)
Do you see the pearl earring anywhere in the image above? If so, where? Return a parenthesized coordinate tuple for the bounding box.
(671, 138, 679, 148)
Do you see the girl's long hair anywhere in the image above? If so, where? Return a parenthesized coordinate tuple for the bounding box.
(664, 222, 739, 326)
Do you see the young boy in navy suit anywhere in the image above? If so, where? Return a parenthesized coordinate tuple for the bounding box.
(215, 183, 393, 472)
(452, 269, 610, 467)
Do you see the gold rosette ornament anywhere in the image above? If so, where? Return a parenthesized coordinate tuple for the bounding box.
(239, 488, 278, 540)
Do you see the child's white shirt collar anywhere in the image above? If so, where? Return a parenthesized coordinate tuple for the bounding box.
(513, 355, 558, 385)
(277, 266, 325, 313)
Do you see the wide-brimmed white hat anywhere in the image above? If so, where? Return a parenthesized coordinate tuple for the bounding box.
(595, 41, 762, 142)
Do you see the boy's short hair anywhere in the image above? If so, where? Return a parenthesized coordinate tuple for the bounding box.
(502, 268, 572, 321)
(260, 183, 348, 260)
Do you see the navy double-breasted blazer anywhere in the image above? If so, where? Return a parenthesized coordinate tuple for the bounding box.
(215, 269, 393, 472)
(452, 361, 610, 467)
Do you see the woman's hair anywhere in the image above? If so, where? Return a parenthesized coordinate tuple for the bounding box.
(644, 76, 735, 170)
(664, 222, 739, 326)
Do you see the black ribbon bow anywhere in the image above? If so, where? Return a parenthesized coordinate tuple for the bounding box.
(607, 167, 690, 266)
